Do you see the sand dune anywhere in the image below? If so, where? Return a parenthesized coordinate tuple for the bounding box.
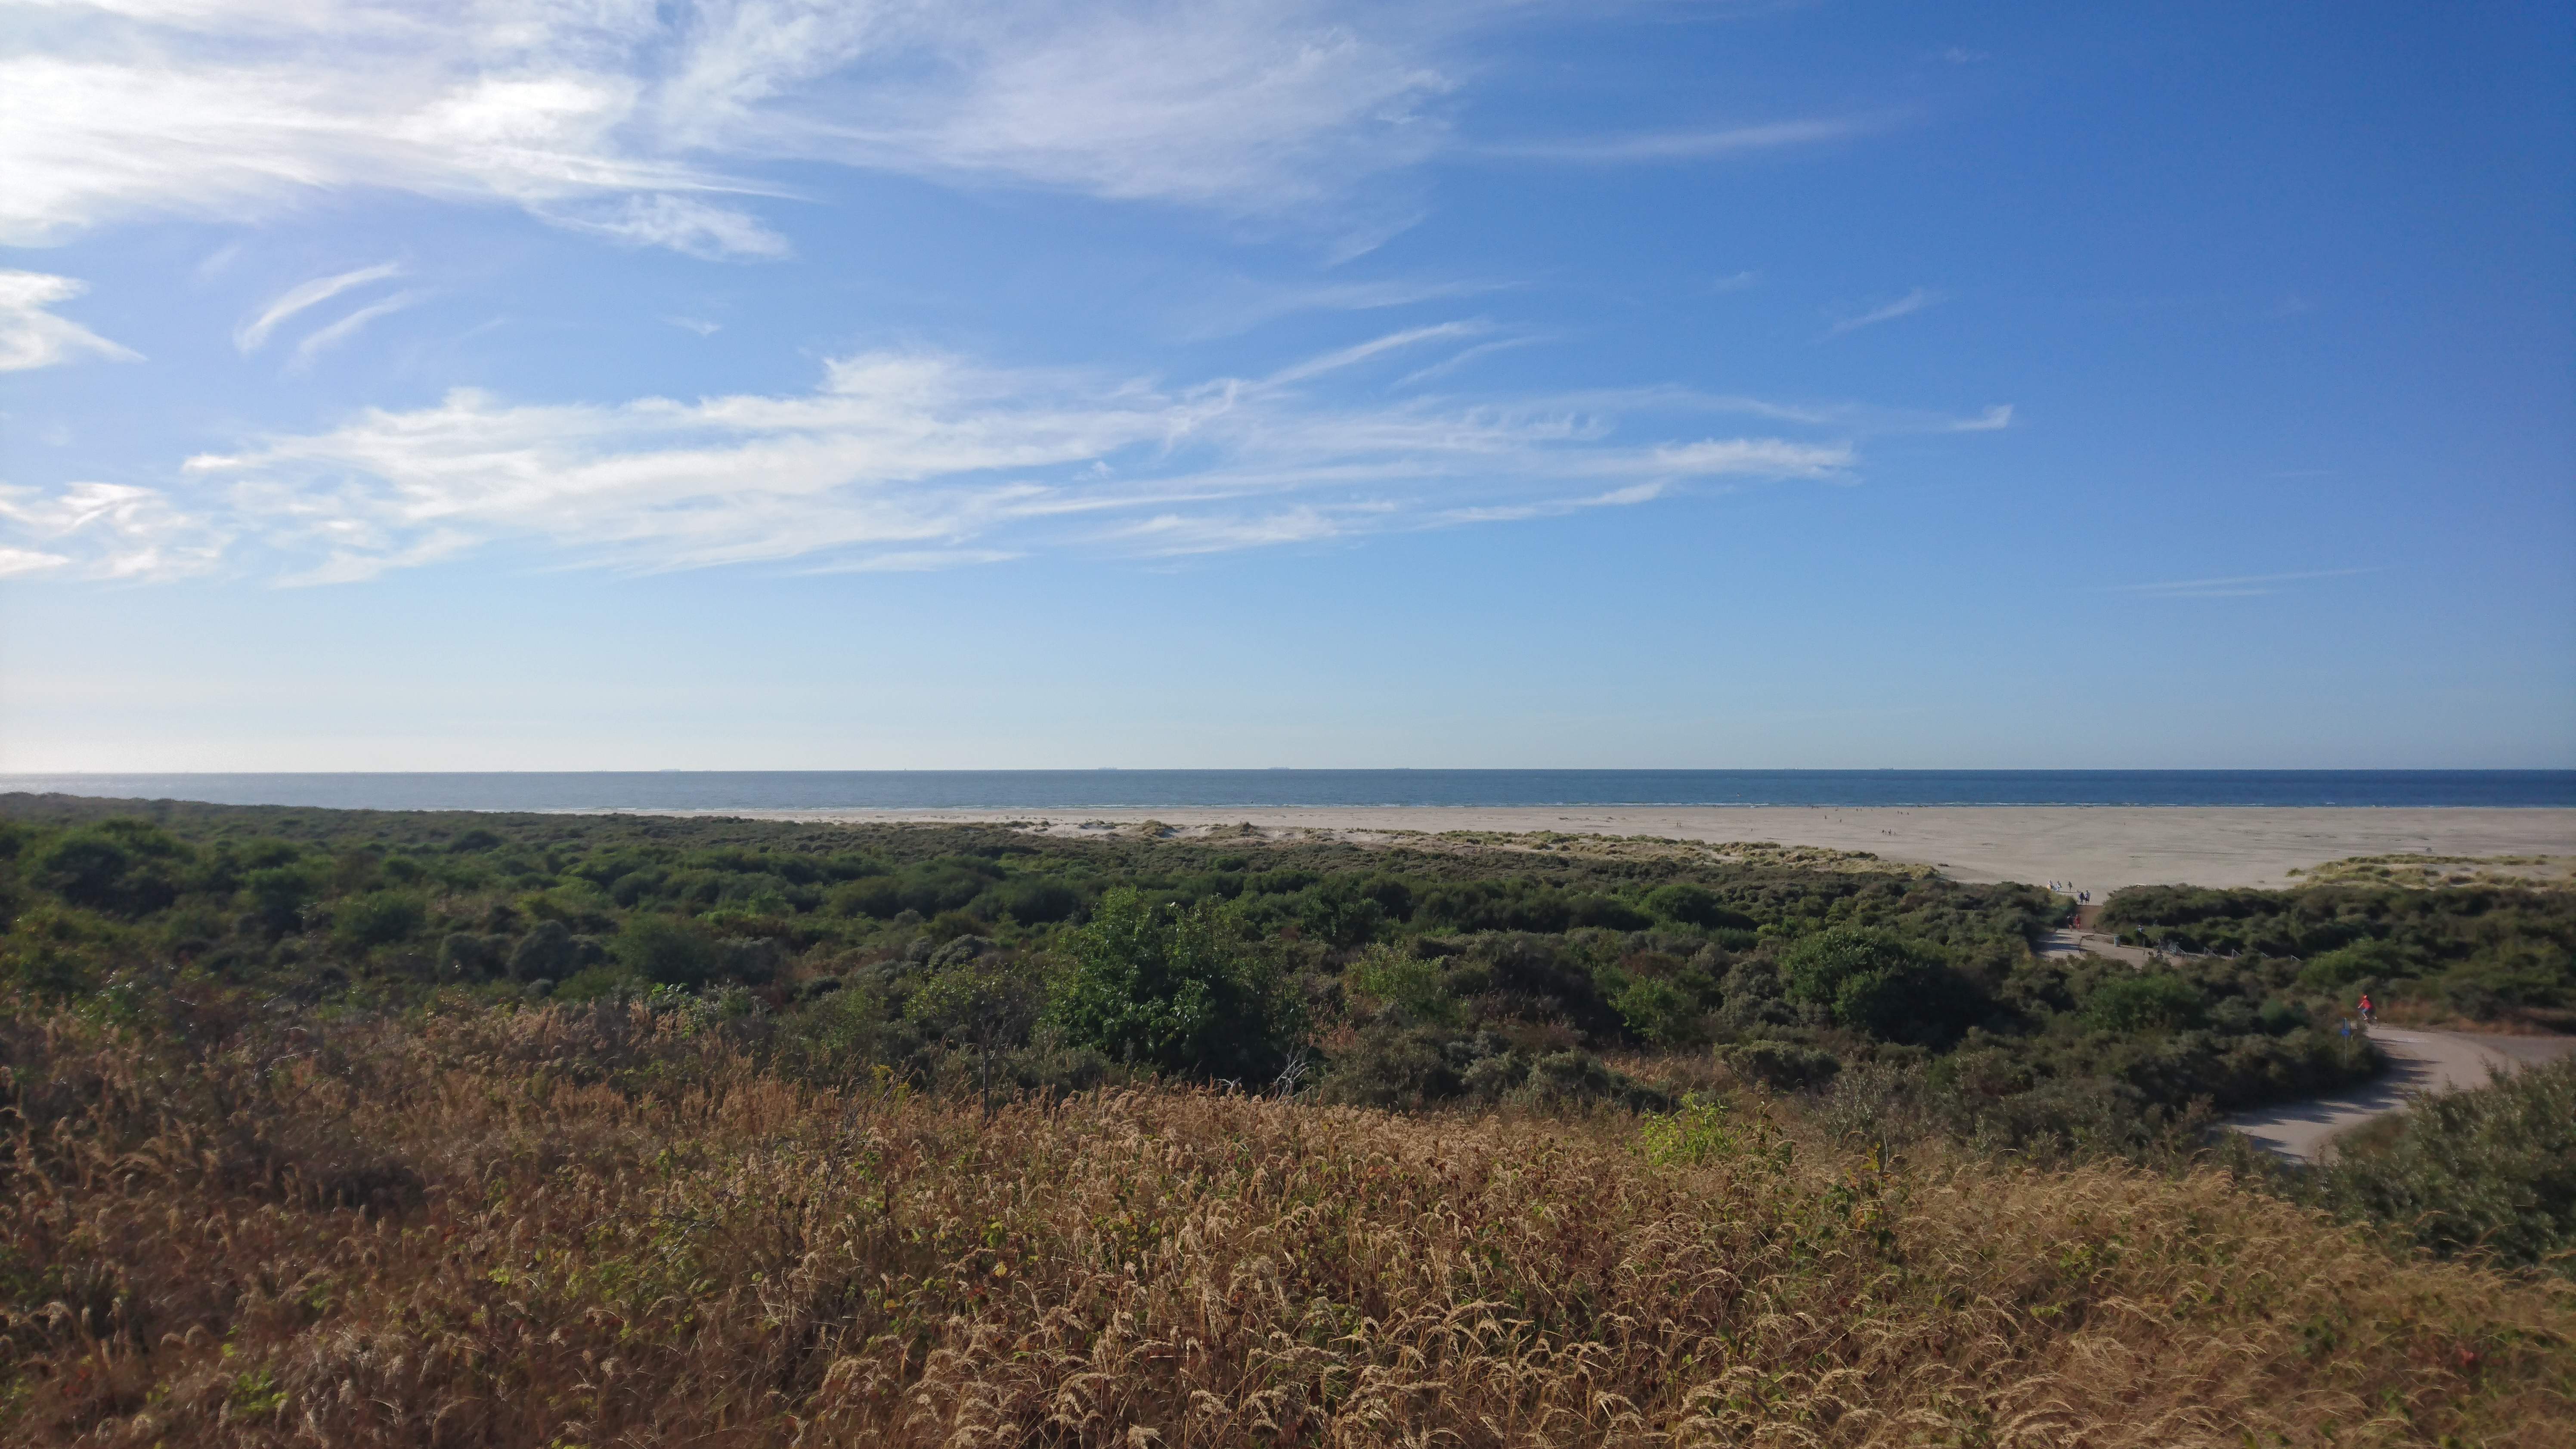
(673, 805, 2576, 896)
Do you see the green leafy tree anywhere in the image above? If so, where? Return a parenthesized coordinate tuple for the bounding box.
(1050, 888, 1303, 1082)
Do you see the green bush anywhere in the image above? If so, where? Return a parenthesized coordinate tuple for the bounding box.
(333, 890, 426, 951)
(509, 920, 580, 981)
(245, 864, 319, 934)
(1614, 975, 1704, 1047)
(1517, 1051, 1672, 1112)
(1780, 927, 1983, 1043)
(2299, 1059, 2576, 1277)
(35, 827, 181, 916)
(2084, 973, 2204, 1032)
(993, 878, 1083, 924)
(614, 915, 720, 989)
(1346, 944, 1457, 1028)
(438, 932, 505, 979)
(1721, 1040, 1842, 1090)
(2298, 938, 2411, 991)
(1049, 888, 1303, 1083)
(1644, 883, 1754, 931)
(1320, 1022, 1466, 1108)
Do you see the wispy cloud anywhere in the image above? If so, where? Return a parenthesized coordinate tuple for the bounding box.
(1177, 275, 1520, 338)
(0, 329, 1923, 583)
(1394, 335, 1545, 387)
(236, 262, 402, 353)
(2110, 568, 2374, 599)
(4, 5, 1892, 256)
(0, 0, 1477, 253)
(0, 270, 142, 371)
(0, 546, 74, 577)
(1264, 321, 1487, 384)
(1538, 386, 2007, 436)
(1820, 287, 1946, 340)
(1709, 270, 1760, 293)
(547, 194, 790, 260)
(1481, 116, 1879, 164)
(806, 3, 1458, 213)
(0, 481, 226, 579)
(290, 290, 421, 365)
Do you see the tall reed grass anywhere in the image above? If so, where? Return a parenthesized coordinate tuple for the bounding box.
(3, 998, 2569, 1446)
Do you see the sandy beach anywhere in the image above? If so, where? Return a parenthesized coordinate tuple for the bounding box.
(670, 805, 2576, 897)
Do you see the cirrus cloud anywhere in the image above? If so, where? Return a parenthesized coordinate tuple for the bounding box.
(0, 0, 1472, 253)
(0, 269, 141, 370)
(0, 325, 1886, 582)
(2, 1, 1890, 257)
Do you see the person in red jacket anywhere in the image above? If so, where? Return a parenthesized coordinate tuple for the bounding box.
(2358, 992, 2375, 1025)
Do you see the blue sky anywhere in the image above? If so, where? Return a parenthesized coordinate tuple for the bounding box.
(2, 0, 2570, 771)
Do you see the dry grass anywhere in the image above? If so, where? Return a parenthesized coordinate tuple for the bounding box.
(4, 1000, 2571, 1447)
(1019, 819, 1934, 877)
(2288, 854, 2576, 891)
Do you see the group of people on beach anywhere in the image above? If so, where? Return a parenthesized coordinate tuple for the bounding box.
(2049, 880, 2090, 905)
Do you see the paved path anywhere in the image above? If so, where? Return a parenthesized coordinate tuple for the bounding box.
(2224, 1029, 2576, 1163)
(2037, 927, 2158, 967)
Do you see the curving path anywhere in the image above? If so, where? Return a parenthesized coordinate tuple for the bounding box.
(2223, 1028, 2576, 1163)
(2035, 926, 2576, 1163)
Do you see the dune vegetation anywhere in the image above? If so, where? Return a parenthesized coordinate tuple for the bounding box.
(4, 793, 2575, 1444)
(2098, 878, 2576, 1032)
(2277, 1057, 2576, 1277)
(0, 795, 2395, 1157)
(6, 997, 2574, 1447)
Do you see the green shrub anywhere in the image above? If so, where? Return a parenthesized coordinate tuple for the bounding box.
(1517, 1051, 1672, 1112)
(994, 878, 1083, 924)
(1346, 944, 1457, 1028)
(1320, 1022, 1465, 1108)
(614, 916, 720, 989)
(1637, 1101, 1745, 1167)
(1644, 883, 1754, 931)
(830, 877, 904, 917)
(2301, 1059, 2576, 1277)
(2431, 951, 2570, 1018)
(1780, 927, 1982, 1042)
(333, 890, 426, 951)
(438, 932, 505, 980)
(1049, 888, 1303, 1082)
(510, 920, 580, 981)
(2084, 973, 2204, 1033)
(36, 827, 181, 916)
(2298, 938, 2411, 991)
(1614, 975, 1704, 1047)
(1721, 1040, 1842, 1090)
(245, 864, 319, 934)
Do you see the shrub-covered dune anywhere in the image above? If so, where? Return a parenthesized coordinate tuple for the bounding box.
(6, 1001, 2570, 1447)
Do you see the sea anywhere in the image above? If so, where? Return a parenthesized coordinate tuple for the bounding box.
(2, 770, 2571, 813)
